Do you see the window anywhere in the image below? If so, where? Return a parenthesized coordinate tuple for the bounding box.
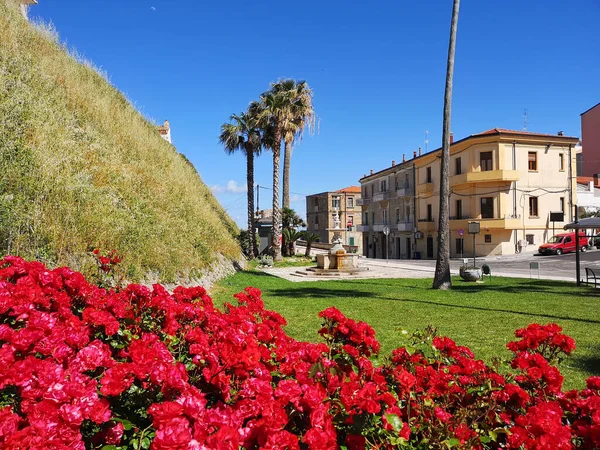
(528, 152, 537, 171)
(396, 208, 400, 224)
(426, 167, 432, 183)
(529, 196, 538, 217)
(485, 234, 492, 243)
(347, 197, 354, 208)
(405, 173, 410, 188)
(455, 157, 462, 175)
(456, 199, 462, 219)
(395, 177, 399, 190)
(380, 180, 387, 192)
(526, 234, 535, 245)
(315, 216, 319, 225)
(371, 184, 374, 197)
(332, 196, 340, 209)
(559, 153, 564, 171)
(347, 215, 354, 228)
(372, 212, 375, 225)
(406, 205, 411, 220)
(382, 209, 388, 225)
(481, 197, 494, 219)
(427, 204, 433, 221)
(480, 152, 493, 171)
(364, 212, 368, 225)
(560, 197, 565, 213)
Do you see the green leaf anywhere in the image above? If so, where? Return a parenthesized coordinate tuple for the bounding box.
(385, 413, 403, 432)
(141, 437, 151, 449)
(101, 446, 117, 450)
(444, 438, 460, 448)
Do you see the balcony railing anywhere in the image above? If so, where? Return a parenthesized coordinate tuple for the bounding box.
(373, 191, 392, 202)
(417, 183, 434, 195)
(356, 225, 370, 232)
(356, 198, 371, 206)
(397, 221, 413, 232)
(396, 185, 413, 197)
(450, 169, 519, 186)
(449, 214, 474, 220)
(373, 222, 390, 232)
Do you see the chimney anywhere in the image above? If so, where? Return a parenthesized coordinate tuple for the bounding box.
(558, 131, 564, 136)
(594, 173, 600, 187)
(391, 160, 396, 166)
(418, 147, 422, 156)
(370, 169, 374, 175)
(450, 132, 454, 144)
(402, 154, 406, 163)
(413, 151, 417, 159)
(363, 174, 367, 178)
(590, 181, 595, 192)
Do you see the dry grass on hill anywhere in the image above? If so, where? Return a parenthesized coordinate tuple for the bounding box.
(0, 0, 240, 282)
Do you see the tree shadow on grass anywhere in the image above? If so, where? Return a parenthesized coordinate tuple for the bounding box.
(268, 287, 378, 299)
(375, 295, 600, 325)
(571, 344, 600, 376)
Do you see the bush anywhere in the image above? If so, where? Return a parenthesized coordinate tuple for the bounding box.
(0, 256, 599, 449)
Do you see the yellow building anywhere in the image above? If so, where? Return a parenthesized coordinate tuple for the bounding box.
(359, 129, 579, 259)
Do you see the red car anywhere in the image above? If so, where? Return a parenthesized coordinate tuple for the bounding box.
(538, 232, 588, 255)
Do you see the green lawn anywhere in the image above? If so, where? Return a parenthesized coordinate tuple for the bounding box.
(211, 271, 600, 390)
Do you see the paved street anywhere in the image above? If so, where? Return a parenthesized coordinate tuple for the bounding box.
(291, 244, 600, 283)
(365, 248, 600, 282)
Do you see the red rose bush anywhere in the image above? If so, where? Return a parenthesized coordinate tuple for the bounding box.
(0, 255, 599, 449)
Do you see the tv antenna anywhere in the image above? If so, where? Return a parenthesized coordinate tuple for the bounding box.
(523, 109, 528, 132)
(425, 130, 430, 152)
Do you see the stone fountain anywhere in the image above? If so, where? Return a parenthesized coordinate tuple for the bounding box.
(301, 211, 367, 276)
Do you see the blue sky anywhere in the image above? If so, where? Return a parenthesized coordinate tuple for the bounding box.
(33, 1, 600, 228)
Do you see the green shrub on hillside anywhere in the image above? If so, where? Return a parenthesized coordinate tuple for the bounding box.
(0, 0, 240, 282)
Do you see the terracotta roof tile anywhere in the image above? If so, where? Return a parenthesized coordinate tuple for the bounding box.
(335, 186, 361, 194)
(577, 176, 600, 187)
(474, 128, 572, 138)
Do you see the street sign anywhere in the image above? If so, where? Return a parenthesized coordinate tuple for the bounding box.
(458, 228, 465, 236)
(468, 222, 480, 234)
(383, 226, 390, 236)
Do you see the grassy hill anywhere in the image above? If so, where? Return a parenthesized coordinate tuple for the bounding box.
(0, 0, 240, 282)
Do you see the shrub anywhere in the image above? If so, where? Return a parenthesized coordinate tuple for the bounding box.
(0, 255, 599, 449)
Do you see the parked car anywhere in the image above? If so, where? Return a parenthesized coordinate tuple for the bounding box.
(538, 232, 588, 255)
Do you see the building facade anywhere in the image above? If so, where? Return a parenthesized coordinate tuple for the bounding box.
(305, 187, 362, 250)
(359, 129, 579, 259)
(577, 176, 600, 215)
(581, 103, 600, 177)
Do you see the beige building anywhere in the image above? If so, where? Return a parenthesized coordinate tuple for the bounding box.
(306, 187, 362, 250)
(359, 129, 579, 259)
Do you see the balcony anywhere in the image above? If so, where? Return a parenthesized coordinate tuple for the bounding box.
(356, 225, 370, 232)
(373, 222, 391, 232)
(396, 221, 413, 232)
(417, 219, 436, 232)
(396, 186, 413, 197)
(417, 183, 434, 195)
(356, 198, 371, 206)
(450, 169, 520, 187)
(449, 215, 522, 230)
(373, 191, 392, 202)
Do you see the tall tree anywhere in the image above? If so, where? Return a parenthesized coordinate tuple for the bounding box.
(270, 79, 315, 209)
(433, 0, 460, 290)
(219, 107, 262, 258)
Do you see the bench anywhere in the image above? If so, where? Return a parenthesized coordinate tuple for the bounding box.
(585, 267, 600, 288)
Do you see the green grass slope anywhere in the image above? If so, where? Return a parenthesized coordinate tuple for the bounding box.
(0, 0, 240, 282)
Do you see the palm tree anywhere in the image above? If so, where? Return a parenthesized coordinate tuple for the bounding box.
(270, 79, 315, 209)
(219, 107, 262, 258)
(301, 231, 320, 257)
(433, 0, 461, 290)
(282, 228, 302, 256)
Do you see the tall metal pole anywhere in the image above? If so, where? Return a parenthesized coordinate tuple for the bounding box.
(575, 205, 580, 286)
(473, 233, 476, 268)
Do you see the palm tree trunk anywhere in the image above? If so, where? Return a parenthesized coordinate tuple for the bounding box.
(433, 0, 460, 290)
(246, 146, 256, 258)
(272, 138, 283, 261)
(283, 138, 292, 209)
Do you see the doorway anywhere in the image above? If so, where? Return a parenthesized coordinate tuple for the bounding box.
(427, 236, 434, 258)
(406, 237, 411, 259)
(396, 238, 401, 259)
